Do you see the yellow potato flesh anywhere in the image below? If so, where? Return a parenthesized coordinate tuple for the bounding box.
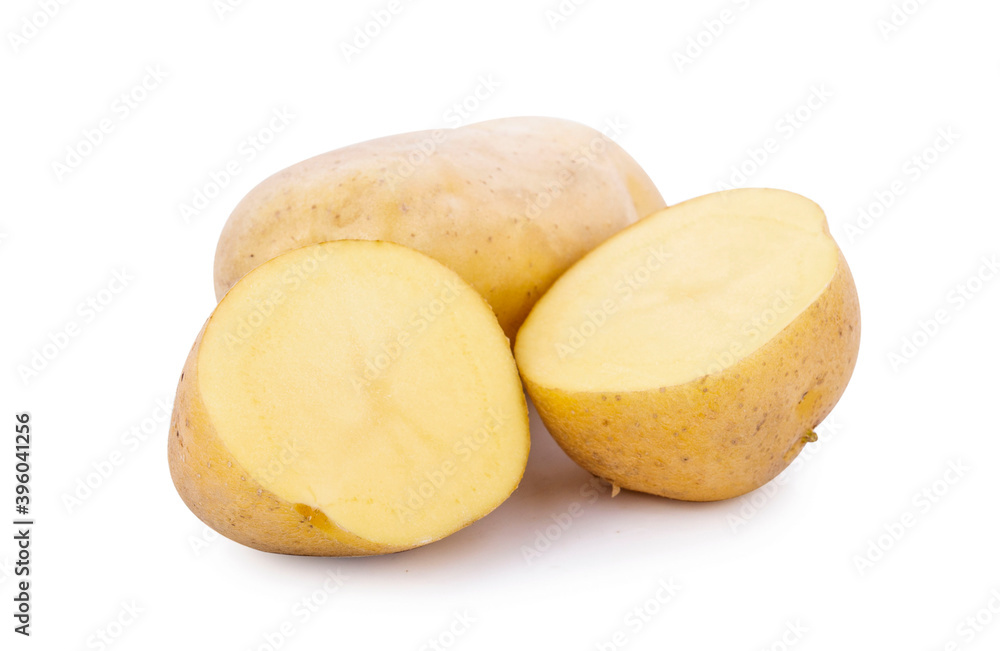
(516, 190, 838, 391)
(196, 241, 529, 549)
(515, 188, 859, 501)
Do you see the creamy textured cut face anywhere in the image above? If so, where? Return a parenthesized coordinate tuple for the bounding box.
(515, 189, 839, 393)
(197, 242, 529, 547)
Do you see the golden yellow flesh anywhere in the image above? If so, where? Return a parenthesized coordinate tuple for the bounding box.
(197, 241, 529, 548)
(515, 188, 860, 501)
(516, 192, 838, 392)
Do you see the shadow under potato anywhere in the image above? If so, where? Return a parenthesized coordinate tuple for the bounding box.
(244, 400, 742, 576)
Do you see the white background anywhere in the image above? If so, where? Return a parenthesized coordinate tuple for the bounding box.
(3, 0, 999, 649)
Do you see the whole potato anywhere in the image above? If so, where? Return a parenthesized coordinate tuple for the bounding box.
(214, 117, 665, 339)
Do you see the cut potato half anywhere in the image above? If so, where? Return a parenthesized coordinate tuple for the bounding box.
(169, 241, 530, 555)
(515, 188, 860, 501)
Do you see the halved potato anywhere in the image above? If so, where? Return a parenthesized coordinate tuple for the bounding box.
(169, 241, 530, 555)
(515, 188, 860, 501)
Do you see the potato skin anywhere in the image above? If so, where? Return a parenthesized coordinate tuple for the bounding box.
(168, 325, 399, 556)
(522, 251, 860, 502)
(213, 117, 665, 339)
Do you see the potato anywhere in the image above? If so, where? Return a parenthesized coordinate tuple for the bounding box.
(514, 188, 860, 501)
(213, 116, 665, 340)
(169, 241, 530, 555)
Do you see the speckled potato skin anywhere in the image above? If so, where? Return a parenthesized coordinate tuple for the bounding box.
(522, 251, 860, 502)
(213, 117, 665, 339)
(168, 326, 400, 556)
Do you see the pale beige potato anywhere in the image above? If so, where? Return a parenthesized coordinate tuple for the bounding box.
(515, 188, 860, 501)
(213, 117, 665, 340)
(170, 241, 530, 555)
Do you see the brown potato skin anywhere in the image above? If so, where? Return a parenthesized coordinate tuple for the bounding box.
(522, 251, 860, 502)
(213, 117, 665, 340)
(168, 325, 399, 556)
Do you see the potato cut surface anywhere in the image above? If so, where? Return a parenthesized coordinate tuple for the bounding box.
(516, 189, 839, 392)
(198, 241, 529, 548)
